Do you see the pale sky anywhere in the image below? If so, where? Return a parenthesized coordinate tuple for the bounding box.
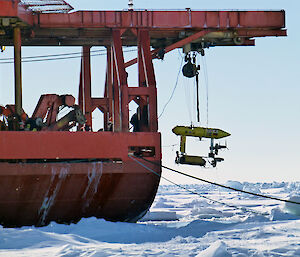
(0, 0, 299, 184)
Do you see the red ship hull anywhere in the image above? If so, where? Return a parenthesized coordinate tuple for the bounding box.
(0, 132, 161, 227)
(0, 160, 160, 227)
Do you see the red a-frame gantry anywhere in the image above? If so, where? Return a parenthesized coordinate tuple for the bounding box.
(78, 29, 158, 133)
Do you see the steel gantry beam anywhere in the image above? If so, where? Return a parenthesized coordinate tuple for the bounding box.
(0, 6, 286, 47)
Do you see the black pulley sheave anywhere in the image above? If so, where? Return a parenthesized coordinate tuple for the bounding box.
(182, 60, 197, 78)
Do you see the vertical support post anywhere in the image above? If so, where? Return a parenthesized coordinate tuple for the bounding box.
(112, 49, 120, 131)
(82, 46, 92, 129)
(121, 84, 129, 132)
(78, 61, 83, 111)
(13, 27, 22, 116)
(112, 30, 129, 132)
(137, 30, 158, 132)
(137, 31, 148, 132)
(103, 56, 108, 131)
(104, 47, 113, 131)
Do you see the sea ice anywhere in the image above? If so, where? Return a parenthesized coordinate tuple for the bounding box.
(285, 195, 300, 216)
(140, 211, 178, 221)
(1, 182, 300, 256)
(196, 241, 231, 257)
(225, 181, 243, 191)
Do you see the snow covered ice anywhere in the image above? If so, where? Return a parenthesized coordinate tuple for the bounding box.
(1, 182, 300, 256)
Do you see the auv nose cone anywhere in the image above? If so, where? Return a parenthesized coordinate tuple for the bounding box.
(205, 128, 231, 139)
(219, 130, 231, 138)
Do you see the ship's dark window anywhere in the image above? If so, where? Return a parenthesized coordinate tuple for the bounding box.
(128, 146, 155, 157)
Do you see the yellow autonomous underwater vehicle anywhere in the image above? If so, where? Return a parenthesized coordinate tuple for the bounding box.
(172, 126, 230, 167)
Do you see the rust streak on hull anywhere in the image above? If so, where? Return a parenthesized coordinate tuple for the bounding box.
(0, 160, 161, 227)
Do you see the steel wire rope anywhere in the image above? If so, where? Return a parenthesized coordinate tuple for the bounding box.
(128, 155, 269, 216)
(162, 143, 178, 148)
(184, 77, 193, 124)
(0, 49, 106, 61)
(138, 156, 300, 206)
(0, 49, 136, 64)
(200, 54, 223, 196)
(193, 78, 197, 125)
(0, 53, 103, 64)
(158, 54, 184, 119)
(201, 55, 209, 127)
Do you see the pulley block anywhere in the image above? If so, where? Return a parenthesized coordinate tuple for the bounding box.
(182, 60, 198, 78)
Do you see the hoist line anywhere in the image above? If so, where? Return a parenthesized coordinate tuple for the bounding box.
(184, 78, 193, 123)
(0, 52, 106, 64)
(0, 49, 106, 61)
(162, 143, 179, 148)
(158, 54, 184, 119)
(195, 72, 200, 123)
(138, 156, 300, 206)
(192, 78, 196, 124)
(128, 155, 269, 216)
(0, 49, 136, 64)
(201, 55, 209, 127)
(204, 56, 209, 127)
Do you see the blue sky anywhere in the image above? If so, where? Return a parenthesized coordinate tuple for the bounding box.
(0, 0, 299, 183)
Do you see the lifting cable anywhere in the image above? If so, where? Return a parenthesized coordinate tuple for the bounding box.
(0, 49, 136, 64)
(0, 52, 104, 64)
(158, 54, 184, 119)
(202, 55, 209, 127)
(129, 155, 268, 216)
(162, 143, 178, 148)
(131, 155, 300, 206)
(195, 71, 200, 123)
(0, 49, 105, 61)
(183, 77, 193, 123)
